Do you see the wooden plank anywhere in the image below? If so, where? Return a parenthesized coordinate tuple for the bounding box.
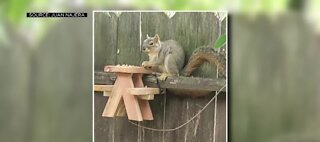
(132, 73, 154, 100)
(215, 94, 226, 142)
(94, 92, 115, 142)
(136, 95, 154, 100)
(140, 12, 170, 142)
(138, 99, 153, 120)
(138, 11, 170, 138)
(103, 91, 111, 97)
(105, 65, 153, 74)
(128, 88, 160, 95)
(94, 12, 118, 142)
(193, 12, 219, 78)
(114, 12, 141, 142)
(94, 85, 113, 92)
(94, 71, 115, 85)
(193, 93, 217, 141)
(94, 12, 118, 71)
(160, 76, 225, 92)
(94, 85, 156, 99)
(94, 72, 226, 93)
(94, 85, 113, 96)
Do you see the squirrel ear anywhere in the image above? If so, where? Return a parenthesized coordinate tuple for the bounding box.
(146, 34, 150, 39)
(154, 34, 160, 43)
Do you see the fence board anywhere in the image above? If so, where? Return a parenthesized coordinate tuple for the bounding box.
(114, 12, 141, 142)
(140, 12, 169, 142)
(94, 12, 118, 70)
(94, 12, 117, 142)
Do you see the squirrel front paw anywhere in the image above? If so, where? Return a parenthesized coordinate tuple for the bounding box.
(142, 61, 152, 70)
(158, 73, 169, 81)
(142, 61, 148, 67)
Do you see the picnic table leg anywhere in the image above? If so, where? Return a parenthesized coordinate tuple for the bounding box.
(102, 73, 128, 117)
(120, 73, 143, 121)
(132, 74, 154, 120)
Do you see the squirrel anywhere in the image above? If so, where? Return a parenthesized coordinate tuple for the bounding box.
(142, 34, 226, 80)
(142, 34, 185, 80)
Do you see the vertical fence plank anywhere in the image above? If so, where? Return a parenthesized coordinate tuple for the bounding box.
(114, 12, 141, 142)
(216, 94, 226, 142)
(140, 12, 170, 142)
(94, 12, 118, 142)
(94, 12, 118, 70)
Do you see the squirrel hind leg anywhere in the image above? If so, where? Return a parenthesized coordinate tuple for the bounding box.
(164, 55, 181, 76)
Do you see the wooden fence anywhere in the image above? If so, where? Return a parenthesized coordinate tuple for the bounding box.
(94, 12, 227, 142)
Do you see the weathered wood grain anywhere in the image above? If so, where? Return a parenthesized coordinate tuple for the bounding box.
(94, 72, 226, 93)
(128, 88, 160, 95)
(113, 12, 142, 142)
(104, 65, 153, 74)
(94, 12, 118, 70)
(94, 85, 113, 92)
(216, 94, 226, 142)
(94, 12, 117, 142)
(140, 12, 169, 142)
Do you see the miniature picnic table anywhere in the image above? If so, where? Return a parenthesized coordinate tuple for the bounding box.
(97, 65, 160, 121)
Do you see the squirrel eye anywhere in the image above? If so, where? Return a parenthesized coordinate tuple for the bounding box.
(149, 42, 153, 45)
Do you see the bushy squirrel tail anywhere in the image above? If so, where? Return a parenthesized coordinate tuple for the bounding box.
(181, 46, 226, 78)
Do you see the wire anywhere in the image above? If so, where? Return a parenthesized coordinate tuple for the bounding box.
(128, 85, 226, 132)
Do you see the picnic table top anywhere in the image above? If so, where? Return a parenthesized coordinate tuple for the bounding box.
(104, 65, 153, 74)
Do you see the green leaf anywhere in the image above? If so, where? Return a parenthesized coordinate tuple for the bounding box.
(7, 0, 31, 24)
(214, 34, 226, 49)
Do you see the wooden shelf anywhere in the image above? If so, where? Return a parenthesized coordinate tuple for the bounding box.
(95, 71, 226, 97)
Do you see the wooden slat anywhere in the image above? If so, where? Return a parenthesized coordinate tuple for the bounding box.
(94, 85, 113, 92)
(104, 65, 153, 74)
(97, 91, 155, 99)
(138, 99, 153, 120)
(128, 88, 160, 95)
(100, 93, 154, 100)
(113, 12, 141, 142)
(136, 95, 154, 100)
(95, 72, 226, 93)
(94, 85, 113, 97)
(103, 91, 110, 97)
(93, 12, 118, 142)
